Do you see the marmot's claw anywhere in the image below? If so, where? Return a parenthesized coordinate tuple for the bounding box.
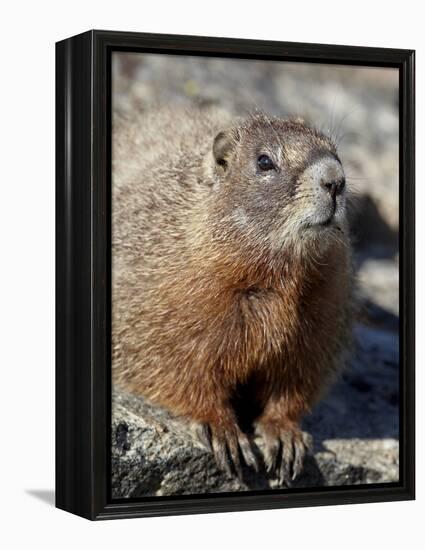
(196, 423, 213, 452)
(279, 431, 295, 484)
(198, 422, 257, 479)
(292, 436, 308, 480)
(258, 424, 310, 485)
(263, 437, 281, 473)
(238, 432, 259, 472)
(212, 433, 235, 477)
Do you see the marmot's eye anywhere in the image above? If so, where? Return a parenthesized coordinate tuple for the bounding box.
(257, 154, 275, 171)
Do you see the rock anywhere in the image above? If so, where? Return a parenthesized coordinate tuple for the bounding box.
(356, 257, 399, 316)
(111, 323, 399, 498)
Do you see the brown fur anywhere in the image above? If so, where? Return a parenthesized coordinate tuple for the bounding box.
(112, 107, 353, 481)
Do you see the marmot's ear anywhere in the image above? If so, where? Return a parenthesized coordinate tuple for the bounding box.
(213, 129, 238, 169)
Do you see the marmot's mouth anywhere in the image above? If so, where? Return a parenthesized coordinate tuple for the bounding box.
(306, 212, 335, 229)
(316, 214, 344, 233)
(316, 201, 339, 227)
(319, 215, 334, 227)
(307, 214, 343, 232)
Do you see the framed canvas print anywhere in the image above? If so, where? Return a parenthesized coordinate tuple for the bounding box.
(56, 30, 415, 520)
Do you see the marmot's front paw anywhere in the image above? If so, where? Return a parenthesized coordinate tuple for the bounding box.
(255, 421, 311, 485)
(196, 421, 258, 479)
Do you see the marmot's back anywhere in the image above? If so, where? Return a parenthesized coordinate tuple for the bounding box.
(112, 107, 231, 270)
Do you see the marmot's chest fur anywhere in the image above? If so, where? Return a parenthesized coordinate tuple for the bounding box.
(112, 107, 353, 483)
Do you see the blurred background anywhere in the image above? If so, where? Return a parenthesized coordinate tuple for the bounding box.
(112, 53, 399, 496)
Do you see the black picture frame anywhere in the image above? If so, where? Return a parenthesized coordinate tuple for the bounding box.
(56, 29, 415, 521)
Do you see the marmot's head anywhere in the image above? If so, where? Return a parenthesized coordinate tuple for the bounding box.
(209, 113, 348, 257)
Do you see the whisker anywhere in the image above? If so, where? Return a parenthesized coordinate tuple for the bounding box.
(345, 176, 372, 182)
(327, 95, 338, 142)
(333, 107, 363, 146)
(335, 131, 362, 147)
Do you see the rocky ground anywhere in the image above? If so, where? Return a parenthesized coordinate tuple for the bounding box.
(111, 54, 399, 498)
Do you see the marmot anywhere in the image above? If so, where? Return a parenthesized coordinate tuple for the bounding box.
(112, 107, 353, 484)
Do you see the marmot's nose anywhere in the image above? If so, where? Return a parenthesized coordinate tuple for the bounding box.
(313, 155, 345, 199)
(320, 177, 345, 199)
(299, 155, 345, 199)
